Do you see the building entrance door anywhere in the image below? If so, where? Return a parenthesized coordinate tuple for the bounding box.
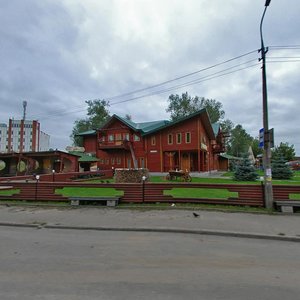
(181, 153, 190, 171)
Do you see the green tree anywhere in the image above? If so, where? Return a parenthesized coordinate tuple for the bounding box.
(272, 156, 293, 180)
(125, 114, 132, 120)
(166, 92, 225, 123)
(251, 138, 263, 158)
(220, 119, 234, 149)
(233, 154, 258, 181)
(71, 119, 92, 147)
(272, 142, 296, 162)
(227, 124, 253, 157)
(70, 99, 110, 146)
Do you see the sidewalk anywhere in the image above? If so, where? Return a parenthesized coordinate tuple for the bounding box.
(0, 205, 299, 242)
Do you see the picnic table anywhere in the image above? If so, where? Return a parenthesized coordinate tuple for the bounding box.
(166, 170, 192, 182)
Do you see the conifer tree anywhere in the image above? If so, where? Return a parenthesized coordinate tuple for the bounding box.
(271, 156, 293, 180)
(233, 155, 258, 181)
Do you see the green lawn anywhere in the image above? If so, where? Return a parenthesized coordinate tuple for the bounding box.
(150, 171, 300, 185)
(164, 188, 238, 199)
(289, 194, 300, 200)
(0, 189, 20, 196)
(55, 187, 123, 197)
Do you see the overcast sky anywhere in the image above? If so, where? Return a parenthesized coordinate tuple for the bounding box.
(1, 0, 299, 154)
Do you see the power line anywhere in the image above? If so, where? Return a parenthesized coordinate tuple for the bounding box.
(268, 56, 300, 59)
(42, 59, 260, 114)
(28, 46, 298, 121)
(104, 49, 258, 102)
(269, 45, 300, 50)
(110, 63, 260, 106)
(33, 50, 259, 120)
(267, 59, 300, 63)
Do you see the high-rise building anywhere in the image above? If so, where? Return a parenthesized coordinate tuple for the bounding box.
(0, 119, 50, 153)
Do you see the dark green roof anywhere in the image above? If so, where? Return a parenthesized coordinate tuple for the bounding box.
(76, 130, 97, 136)
(78, 155, 99, 162)
(140, 109, 215, 139)
(94, 109, 217, 140)
(220, 153, 243, 160)
(69, 151, 99, 162)
(102, 114, 170, 134)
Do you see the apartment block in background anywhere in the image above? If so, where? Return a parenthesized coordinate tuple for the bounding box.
(0, 119, 50, 153)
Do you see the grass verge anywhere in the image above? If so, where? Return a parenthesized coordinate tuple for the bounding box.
(164, 188, 238, 199)
(55, 187, 123, 197)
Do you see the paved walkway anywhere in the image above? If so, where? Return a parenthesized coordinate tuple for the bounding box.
(0, 205, 299, 242)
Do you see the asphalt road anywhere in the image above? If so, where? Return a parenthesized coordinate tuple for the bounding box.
(0, 226, 299, 300)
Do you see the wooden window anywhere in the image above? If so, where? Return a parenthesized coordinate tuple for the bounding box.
(115, 133, 122, 145)
(176, 133, 182, 144)
(133, 134, 140, 141)
(185, 132, 191, 143)
(168, 133, 173, 145)
(111, 158, 115, 164)
(123, 133, 129, 141)
(116, 157, 121, 165)
(115, 133, 121, 141)
(105, 158, 109, 165)
(108, 134, 114, 142)
(151, 136, 156, 146)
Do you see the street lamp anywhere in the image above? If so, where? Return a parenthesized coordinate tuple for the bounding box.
(260, 0, 273, 208)
(142, 175, 147, 203)
(35, 175, 40, 201)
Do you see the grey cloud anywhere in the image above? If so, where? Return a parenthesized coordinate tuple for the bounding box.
(0, 0, 299, 154)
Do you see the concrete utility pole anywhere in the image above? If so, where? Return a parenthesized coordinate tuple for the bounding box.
(260, 0, 273, 208)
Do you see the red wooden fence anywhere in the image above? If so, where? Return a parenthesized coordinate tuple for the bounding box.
(0, 170, 113, 182)
(0, 180, 299, 208)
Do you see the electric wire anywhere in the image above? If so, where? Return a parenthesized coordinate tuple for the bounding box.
(28, 46, 299, 120)
(110, 63, 260, 106)
(104, 49, 258, 102)
(36, 58, 260, 118)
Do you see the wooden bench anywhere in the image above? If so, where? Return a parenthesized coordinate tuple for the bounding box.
(275, 201, 300, 213)
(69, 197, 120, 207)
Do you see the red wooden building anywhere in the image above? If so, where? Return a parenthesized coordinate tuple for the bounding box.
(79, 109, 226, 172)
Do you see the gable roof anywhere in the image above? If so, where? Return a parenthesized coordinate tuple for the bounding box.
(88, 109, 217, 140)
(140, 109, 216, 139)
(211, 123, 220, 136)
(100, 114, 170, 134)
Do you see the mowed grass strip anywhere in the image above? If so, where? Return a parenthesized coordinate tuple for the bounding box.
(0, 189, 20, 196)
(164, 188, 238, 199)
(289, 193, 300, 200)
(55, 187, 123, 197)
(151, 170, 300, 185)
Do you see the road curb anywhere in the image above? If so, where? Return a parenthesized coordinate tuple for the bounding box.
(0, 222, 299, 243)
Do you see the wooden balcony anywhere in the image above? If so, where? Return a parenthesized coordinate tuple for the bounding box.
(98, 139, 129, 150)
(212, 144, 225, 154)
